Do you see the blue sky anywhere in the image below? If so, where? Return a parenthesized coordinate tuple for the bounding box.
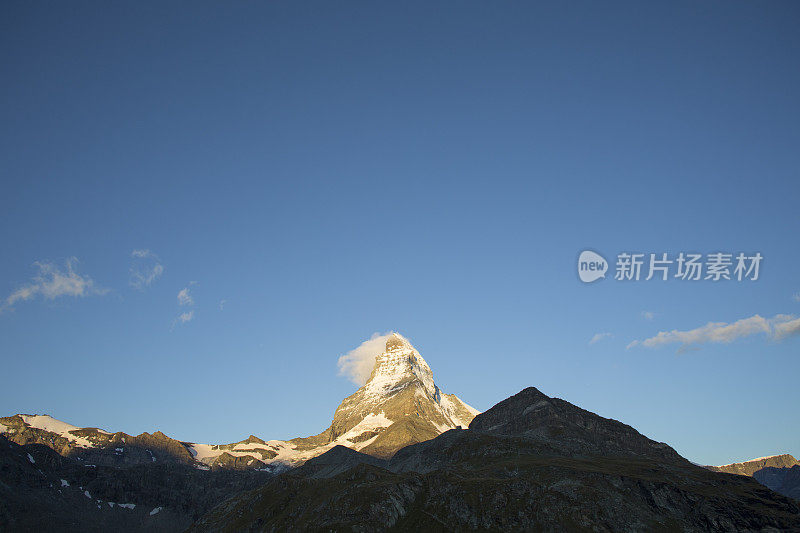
(1, 1, 798, 466)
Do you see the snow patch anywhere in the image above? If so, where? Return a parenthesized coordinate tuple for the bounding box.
(19, 415, 105, 448)
(186, 443, 217, 462)
(746, 454, 785, 462)
(338, 411, 393, 450)
(432, 420, 453, 433)
(150, 507, 163, 516)
(188, 441, 285, 465)
(438, 394, 479, 429)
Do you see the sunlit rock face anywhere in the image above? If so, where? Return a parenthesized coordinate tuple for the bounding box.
(384, 333, 407, 352)
(293, 332, 479, 459)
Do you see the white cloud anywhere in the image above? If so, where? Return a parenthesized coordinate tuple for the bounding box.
(337, 331, 401, 386)
(589, 332, 612, 345)
(177, 310, 194, 323)
(627, 313, 800, 351)
(793, 292, 800, 303)
(219, 299, 226, 311)
(177, 287, 193, 306)
(641, 311, 655, 321)
(773, 315, 800, 340)
(2, 258, 107, 311)
(129, 249, 163, 289)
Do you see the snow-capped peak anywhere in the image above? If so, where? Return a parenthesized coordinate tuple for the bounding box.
(362, 333, 437, 399)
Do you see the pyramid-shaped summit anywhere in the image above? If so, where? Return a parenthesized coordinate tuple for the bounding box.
(291, 332, 479, 459)
(361, 333, 438, 401)
(385, 333, 407, 351)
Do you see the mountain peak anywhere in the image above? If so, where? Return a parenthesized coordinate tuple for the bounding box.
(364, 333, 436, 400)
(288, 332, 479, 459)
(385, 333, 407, 351)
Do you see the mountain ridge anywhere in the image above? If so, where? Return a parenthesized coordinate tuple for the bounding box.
(0, 333, 477, 469)
(189, 386, 800, 532)
(707, 454, 800, 501)
(4, 383, 800, 531)
(709, 453, 799, 476)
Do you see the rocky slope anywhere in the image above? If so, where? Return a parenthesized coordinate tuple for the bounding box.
(755, 465, 800, 500)
(0, 333, 478, 471)
(191, 387, 800, 532)
(0, 435, 273, 532)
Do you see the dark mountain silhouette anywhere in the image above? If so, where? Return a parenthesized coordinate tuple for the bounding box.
(190, 387, 800, 532)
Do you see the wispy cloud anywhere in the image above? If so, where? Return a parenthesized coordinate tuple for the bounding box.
(219, 299, 226, 311)
(2, 258, 107, 311)
(641, 311, 655, 321)
(773, 315, 800, 340)
(337, 331, 403, 385)
(793, 292, 800, 303)
(627, 313, 800, 352)
(171, 282, 198, 328)
(129, 249, 163, 289)
(177, 287, 193, 306)
(172, 310, 194, 328)
(589, 332, 612, 345)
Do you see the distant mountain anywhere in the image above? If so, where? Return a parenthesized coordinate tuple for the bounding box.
(191, 387, 800, 531)
(708, 454, 800, 501)
(0, 333, 478, 472)
(0, 414, 208, 468)
(708, 454, 799, 476)
(0, 436, 272, 531)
